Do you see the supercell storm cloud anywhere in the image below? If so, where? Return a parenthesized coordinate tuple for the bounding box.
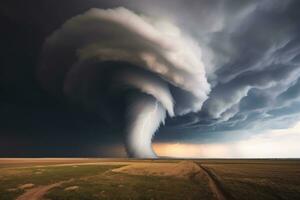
(40, 8, 210, 158)
(1, 0, 300, 157)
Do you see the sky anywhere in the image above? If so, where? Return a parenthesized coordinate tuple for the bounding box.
(1, 0, 300, 158)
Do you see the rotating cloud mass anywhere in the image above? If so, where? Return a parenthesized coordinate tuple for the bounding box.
(39, 8, 210, 158)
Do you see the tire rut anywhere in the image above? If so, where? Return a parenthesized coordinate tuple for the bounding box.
(197, 164, 227, 200)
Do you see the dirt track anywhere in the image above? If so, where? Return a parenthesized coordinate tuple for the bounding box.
(198, 165, 227, 200)
(16, 180, 70, 200)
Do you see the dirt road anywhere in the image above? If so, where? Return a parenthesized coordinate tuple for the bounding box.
(16, 181, 66, 200)
(198, 165, 227, 200)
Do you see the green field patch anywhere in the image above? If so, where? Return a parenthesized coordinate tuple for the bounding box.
(0, 165, 122, 200)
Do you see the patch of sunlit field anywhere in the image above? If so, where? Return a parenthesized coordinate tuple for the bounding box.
(200, 159, 300, 200)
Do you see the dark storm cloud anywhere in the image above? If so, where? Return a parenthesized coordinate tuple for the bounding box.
(1, 0, 300, 157)
(159, 0, 300, 140)
(39, 7, 210, 157)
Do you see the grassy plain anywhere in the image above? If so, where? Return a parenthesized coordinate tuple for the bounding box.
(0, 159, 299, 200)
(200, 160, 300, 200)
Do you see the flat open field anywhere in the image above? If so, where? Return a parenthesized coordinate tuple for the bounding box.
(0, 159, 299, 200)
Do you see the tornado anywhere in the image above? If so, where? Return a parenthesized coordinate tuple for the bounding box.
(39, 7, 210, 158)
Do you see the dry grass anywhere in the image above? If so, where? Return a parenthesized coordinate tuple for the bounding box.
(201, 161, 300, 200)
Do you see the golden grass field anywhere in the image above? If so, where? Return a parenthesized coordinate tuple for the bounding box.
(0, 158, 299, 200)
